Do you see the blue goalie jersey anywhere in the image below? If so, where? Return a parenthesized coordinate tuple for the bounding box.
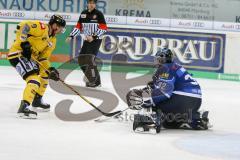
(151, 62, 202, 105)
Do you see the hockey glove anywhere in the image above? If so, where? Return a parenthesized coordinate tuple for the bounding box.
(126, 89, 143, 110)
(147, 81, 154, 89)
(141, 88, 154, 108)
(126, 89, 153, 110)
(20, 41, 32, 60)
(48, 67, 60, 81)
(92, 35, 99, 40)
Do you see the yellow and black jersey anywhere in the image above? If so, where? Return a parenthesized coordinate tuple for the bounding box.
(8, 20, 56, 62)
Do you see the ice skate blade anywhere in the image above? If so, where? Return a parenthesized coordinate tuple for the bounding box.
(207, 123, 213, 129)
(32, 107, 50, 113)
(95, 117, 112, 123)
(17, 113, 37, 119)
(94, 116, 111, 123)
(134, 127, 158, 134)
(86, 84, 102, 88)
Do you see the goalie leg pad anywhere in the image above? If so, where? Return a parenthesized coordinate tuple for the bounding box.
(133, 108, 162, 134)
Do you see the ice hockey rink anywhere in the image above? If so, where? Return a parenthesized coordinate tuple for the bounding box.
(0, 65, 239, 160)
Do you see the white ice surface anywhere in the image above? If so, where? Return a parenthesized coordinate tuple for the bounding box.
(0, 66, 240, 160)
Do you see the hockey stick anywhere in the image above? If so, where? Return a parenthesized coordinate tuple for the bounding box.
(95, 108, 129, 122)
(32, 57, 122, 117)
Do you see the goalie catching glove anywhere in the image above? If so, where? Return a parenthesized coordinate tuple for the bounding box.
(48, 67, 60, 81)
(126, 88, 153, 110)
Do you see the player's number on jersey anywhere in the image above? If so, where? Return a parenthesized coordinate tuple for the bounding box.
(185, 74, 199, 85)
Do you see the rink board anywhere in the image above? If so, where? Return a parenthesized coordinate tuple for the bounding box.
(0, 60, 239, 82)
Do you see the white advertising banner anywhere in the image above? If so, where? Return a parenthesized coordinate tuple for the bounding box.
(171, 19, 213, 30)
(214, 21, 240, 32)
(2, 9, 240, 32)
(33, 11, 79, 22)
(0, 9, 34, 19)
(127, 17, 170, 27)
(105, 15, 127, 25)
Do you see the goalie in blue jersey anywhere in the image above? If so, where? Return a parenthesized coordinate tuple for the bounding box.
(126, 48, 210, 133)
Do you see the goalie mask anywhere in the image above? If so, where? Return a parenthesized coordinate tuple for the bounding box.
(154, 48, 174, 65)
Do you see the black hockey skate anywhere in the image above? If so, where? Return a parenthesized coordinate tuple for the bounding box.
(32, 93, 50, 112)
(192, 111, 211, 130)
(17, 100, 37, 119)
(179, 111, 211, 130)
(133, 108, 162, 134)
(86, 82, 101, 88)
(86, 78, 101, 88)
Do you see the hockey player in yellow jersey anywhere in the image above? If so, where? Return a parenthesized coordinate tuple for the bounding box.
(8, 15, 66, 119)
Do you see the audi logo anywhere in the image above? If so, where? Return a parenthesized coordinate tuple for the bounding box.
(44, 14, 71, 20)
(61, 15, 71, 20)
(106, 17, 118, 23)
(13, 12, 25, 17)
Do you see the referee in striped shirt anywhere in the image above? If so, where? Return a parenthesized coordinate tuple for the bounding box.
(66, 0, 107, 87)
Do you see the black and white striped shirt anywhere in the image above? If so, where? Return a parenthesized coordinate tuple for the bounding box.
(70, 9, 107, 39)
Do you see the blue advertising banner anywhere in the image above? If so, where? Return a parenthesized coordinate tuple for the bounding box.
(0, 0, 106, 14)
(71, 28, 226, 73)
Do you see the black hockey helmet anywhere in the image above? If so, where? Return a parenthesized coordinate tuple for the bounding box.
(49, 15, 66, 28)
(154, 48, 174, 65)
(87, 0, 97, 3)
